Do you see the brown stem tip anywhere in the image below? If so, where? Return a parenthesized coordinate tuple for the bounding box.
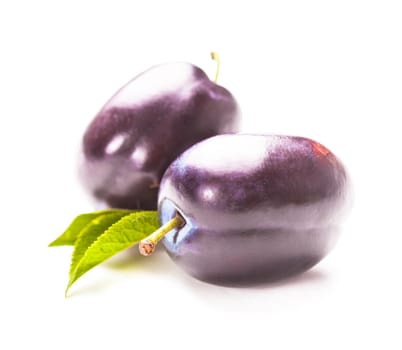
(138, 239, 155, 256)
(138, 215, 185, 256)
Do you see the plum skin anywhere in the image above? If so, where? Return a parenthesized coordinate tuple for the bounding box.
(158, 134, 351, 285)
(79, 62, 240, 210)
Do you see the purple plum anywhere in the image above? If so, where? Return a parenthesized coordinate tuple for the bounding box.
(157, 134, 351, 285)
(79, 58, 240, 210)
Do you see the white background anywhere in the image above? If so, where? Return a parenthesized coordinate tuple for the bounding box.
(1, 1, 401, 349)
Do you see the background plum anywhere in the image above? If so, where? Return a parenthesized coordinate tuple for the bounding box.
(79, 57, 240, 210)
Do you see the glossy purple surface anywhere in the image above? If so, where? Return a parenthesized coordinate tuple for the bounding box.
(79, 62, 240, 210)
(158, 134, 350, 285)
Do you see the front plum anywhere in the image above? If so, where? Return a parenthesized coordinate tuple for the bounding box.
(158, 134, 350, 285)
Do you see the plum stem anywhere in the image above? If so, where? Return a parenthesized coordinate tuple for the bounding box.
(139, 214, 185, 256)
(210, 52, 221, 83)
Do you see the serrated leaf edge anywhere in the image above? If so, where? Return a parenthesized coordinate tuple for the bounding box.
(48, 209, 135, 247)
(65, 211, 158, 296)
(68, 211, 132, 281)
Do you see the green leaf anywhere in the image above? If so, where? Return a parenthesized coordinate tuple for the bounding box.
(66, 211, 159, 296)
(48, 209, 134, 247)
(69, 211, 133, 280)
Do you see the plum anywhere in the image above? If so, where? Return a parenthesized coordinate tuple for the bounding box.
(79, 54, 240, 210)
(141, 134, 351, 285)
